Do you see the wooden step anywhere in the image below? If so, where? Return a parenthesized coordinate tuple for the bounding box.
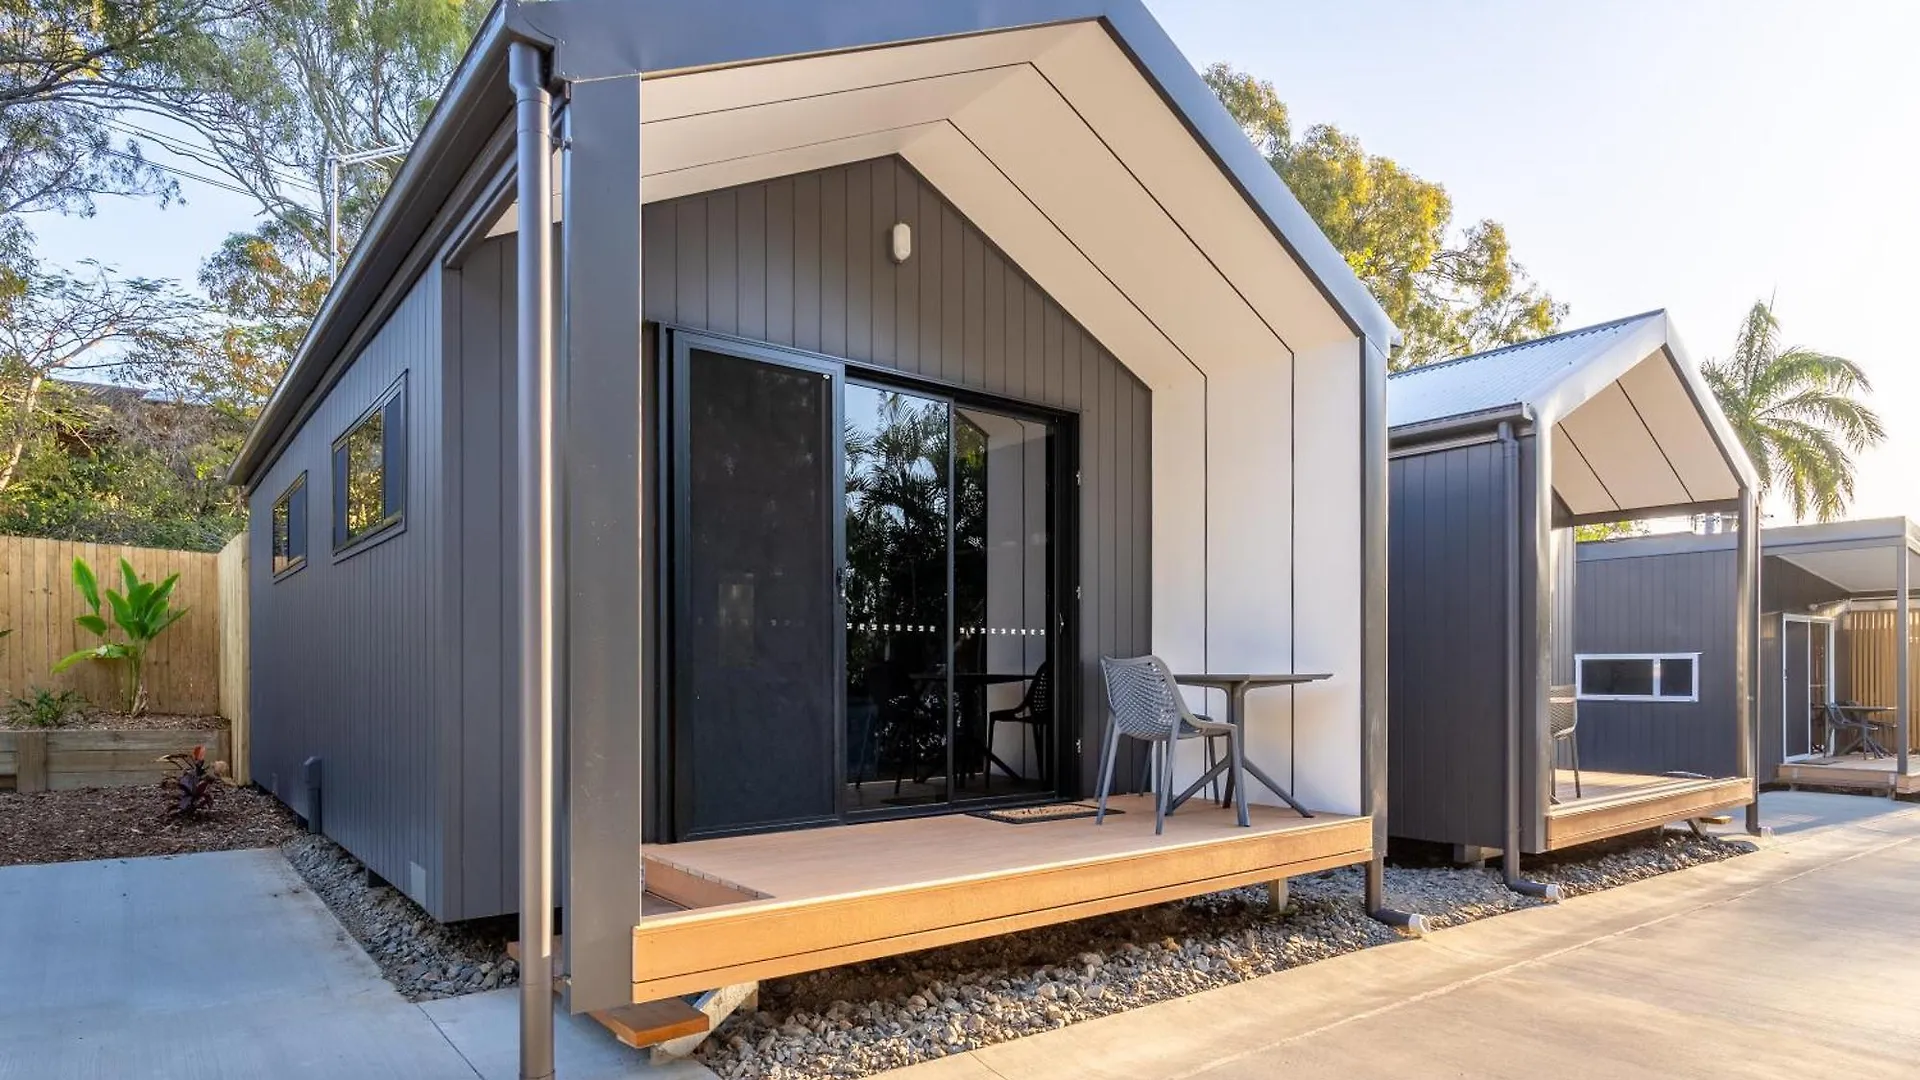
(591, 999, 710, 1049)
(504, 936, 563, 964)
(505, 938, 712, 1051)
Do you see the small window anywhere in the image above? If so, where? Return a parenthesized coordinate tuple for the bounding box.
(333, 374, 407, 553)
(271, 473, 308, 578)
(1575, 653, 1700, 703)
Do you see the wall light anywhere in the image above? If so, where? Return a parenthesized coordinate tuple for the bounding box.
(889, 222, 913, 265)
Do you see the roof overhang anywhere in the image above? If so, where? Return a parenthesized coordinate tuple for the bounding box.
(1390, 312, 1759, 522)
(1765, 517, 1920, 596)
(229, 0, 1395, 487)
(1578, 516, 1920, 600)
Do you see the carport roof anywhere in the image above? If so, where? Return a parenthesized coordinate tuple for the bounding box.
(229, 0, 1396, 486)
(1388, 310, 1759, 520)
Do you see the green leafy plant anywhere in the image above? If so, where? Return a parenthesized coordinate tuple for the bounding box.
(160, 745, 229, 818)
(5, 687, 87, 728)
(51, 557, 188, 715)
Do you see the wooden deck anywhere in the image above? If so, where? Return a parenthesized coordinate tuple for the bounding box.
(632, 796, 1371, 1001)
(1776, 755, 1920, 795)
(1543, 771, 1752, 851)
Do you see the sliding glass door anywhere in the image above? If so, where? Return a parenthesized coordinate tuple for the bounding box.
(843, 386, 1058, 814)
(670, 333, 1060, 838)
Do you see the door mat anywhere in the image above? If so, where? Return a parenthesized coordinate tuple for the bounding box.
(968, 802, 1119, 824)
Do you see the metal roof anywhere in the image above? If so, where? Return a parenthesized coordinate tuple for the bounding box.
(1386, 311, 1662, 430)
(229, 0, 1397, 487)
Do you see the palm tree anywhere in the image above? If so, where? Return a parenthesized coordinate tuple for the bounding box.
(1702, 301, 1885, 522)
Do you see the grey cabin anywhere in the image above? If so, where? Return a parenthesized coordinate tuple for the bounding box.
(1385, 311, 1762, 870)
(228, 0, 1406, 1023)
(1579, 517, 1917, 795)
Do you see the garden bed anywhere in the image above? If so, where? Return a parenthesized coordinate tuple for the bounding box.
(0, 782, 298, 867)
(0, 725, 229, 792)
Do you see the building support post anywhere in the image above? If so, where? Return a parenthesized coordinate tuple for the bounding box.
(1359, 337, 1425, 934)
(1736, 486, 1761, 835)
(1897, 540, 1911, 779)
(510, 39, 557, 1080)
(1499, 421, 1558, 900)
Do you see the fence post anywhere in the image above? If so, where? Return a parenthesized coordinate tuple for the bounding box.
(217, 531, 250, 785)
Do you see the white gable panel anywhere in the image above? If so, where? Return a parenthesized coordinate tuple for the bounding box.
(1558, 383, 1689, 512)
(640, 24, 1078, 121)
(950, 67, 1284, 381)
(637, 67, 1017, 177)
(1616, 351, 1741, 503)
(1034, 25, 1351, 354)
(639, 126, 935, 204)
(1550, 426, 1615, 517)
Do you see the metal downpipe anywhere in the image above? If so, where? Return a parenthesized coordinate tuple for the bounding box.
(1500, 422, 1560, 901)
(510, 39, 557, 1080)
(1737, 488, 1765, 834)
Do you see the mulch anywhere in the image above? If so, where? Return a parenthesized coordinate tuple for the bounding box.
(0, 783, 300, 868)
(0, 711, 227, 732)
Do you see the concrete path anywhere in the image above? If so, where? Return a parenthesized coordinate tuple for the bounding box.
(0, 848, 713, 1080)
(886, 791, 1920, 1080)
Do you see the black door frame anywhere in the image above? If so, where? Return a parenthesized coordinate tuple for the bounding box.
(658, 326, 1079, 839)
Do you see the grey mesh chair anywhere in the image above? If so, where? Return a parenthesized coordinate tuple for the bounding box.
(1549, 684, 1580, 801)
(1097, 655, 1249, 833)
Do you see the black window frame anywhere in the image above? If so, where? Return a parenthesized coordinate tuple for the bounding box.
(270, 471, 309, 579)
(332, 372, 408, 558)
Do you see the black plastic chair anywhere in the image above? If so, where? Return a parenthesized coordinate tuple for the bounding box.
(986, 661, 1051, 788)
(1549, 684, 1580, 802)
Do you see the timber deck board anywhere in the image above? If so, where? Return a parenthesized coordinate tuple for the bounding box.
(1777, 756, 1920, 794)
(632, 796, 1370, 1000)
(1543, 773, 1753, 851)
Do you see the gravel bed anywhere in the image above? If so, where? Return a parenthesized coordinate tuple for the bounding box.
(0, 783, 299, 866)
(697, 827, 1754, 1079)
(1, 711, 227, 731)
(282, 833, 518, 1002)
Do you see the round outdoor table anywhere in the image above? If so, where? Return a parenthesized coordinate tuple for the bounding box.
(1165, 672, 1332, 819)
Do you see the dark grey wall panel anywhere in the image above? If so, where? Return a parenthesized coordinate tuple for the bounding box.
(248, 268, 448, 916)
(641, 156, 1152, 809)
(1573, 549, 1740, 778)
(442, 235, 523, 921)
(1387, 441, 1509, 850)
(1763, 556, 1852, 613)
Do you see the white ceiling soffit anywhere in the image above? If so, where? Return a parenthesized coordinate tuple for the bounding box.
(1777, 547, 1909, 595)
(496, 21, 1357, 376)
(1551, 350, 1739, 518)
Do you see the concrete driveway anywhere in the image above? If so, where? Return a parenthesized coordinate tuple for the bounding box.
(0, 848, 711, 1080)
(887, 790, 1920, 1080)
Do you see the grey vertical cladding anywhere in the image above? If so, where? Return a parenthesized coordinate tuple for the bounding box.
(445, 234, 522, 922)
(1573, 550, 1740, 778)
(641, 156, 1153, 804)
(1386, 442, 1508, 851)
(248, 268, 446, 916)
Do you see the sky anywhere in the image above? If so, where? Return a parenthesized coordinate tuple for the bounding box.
(27, 0, 1919, 525)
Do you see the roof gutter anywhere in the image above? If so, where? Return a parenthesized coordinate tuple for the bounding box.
(1388, 403, 1534, 450)
(227, 2, 515, 488)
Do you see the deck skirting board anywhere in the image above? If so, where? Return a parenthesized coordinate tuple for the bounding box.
(1775, 763, 1920, 795)
(631, 814, 1372, 1001)
(1541, 778, 1753, 851)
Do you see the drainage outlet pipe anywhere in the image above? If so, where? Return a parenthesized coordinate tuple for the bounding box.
(1498, 420, 1561, 902)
